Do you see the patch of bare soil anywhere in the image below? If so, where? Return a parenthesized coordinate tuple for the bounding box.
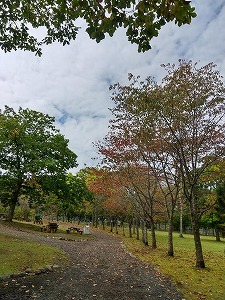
(0, 223, 184, 300)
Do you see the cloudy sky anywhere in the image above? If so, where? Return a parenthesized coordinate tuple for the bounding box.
(0, 0, 224, 172)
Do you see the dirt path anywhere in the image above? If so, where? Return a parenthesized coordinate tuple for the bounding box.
(0, 223, 185, 300)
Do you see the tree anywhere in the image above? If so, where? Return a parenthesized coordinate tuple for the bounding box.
(156, 61, 225, 268)
(64, 172, 93, 222)
(98, 60, 225, 268)
(96, 130, 160, 248)
(0, 105, 78, 221)
(132, 61, 225, 267)
(200, 161, 225, 240)
(82, 167, 106, 227)
(0, 0, 196, 55)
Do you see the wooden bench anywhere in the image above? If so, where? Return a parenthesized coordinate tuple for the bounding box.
(67, 227, 83, 235)
(41, 222, 58, 233)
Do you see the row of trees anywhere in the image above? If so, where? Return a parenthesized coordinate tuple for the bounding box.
(1, 61, 225, 270)
(95, 60, 225, 268)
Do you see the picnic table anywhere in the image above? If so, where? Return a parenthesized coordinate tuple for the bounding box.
(41, 222, 58, 233)
(66, 226, 83, 235)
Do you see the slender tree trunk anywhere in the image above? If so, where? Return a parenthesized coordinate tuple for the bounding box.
(141, 222, 145, 243)
(122, 222, 125, 236)
(150, 220, 157, 249)
(143, 222, 148, 246)
(188, 194, 206, 268)
(132, 222, 136, 235)
(192, 218, 205, 268)
(141, 221, 149, 246)
(91, 212, 94, 226)
(167, 218, 174, 256)
(136, 222, 140, 240)
(110, 220, 113, 232)
(115, 218, 118, 234)
(128, 220, 132, 238)
(179, 195, 184, 238)
(94, 210, 98, 228)
(102, 219, 105, 231)
(215, 226, 220, 242)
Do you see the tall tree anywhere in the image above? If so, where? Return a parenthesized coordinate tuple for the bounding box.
(0, 1, 196, 55)
(129, 61, 225, 267)
(156, 61, 225, 268)
(0, 105, 78, 221)
(98, 60, 225, 268)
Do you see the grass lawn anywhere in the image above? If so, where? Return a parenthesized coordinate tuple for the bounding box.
(0, 220, 93, 277)
(120, 229, 225, 300)
(0, 233, 67, 277)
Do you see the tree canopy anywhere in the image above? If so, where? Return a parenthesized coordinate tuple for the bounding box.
(0, 105, 78, 221)
(0, 0, 196, 55)
(97, 60, 225, 268)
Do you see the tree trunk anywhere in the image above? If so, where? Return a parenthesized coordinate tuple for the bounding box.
(6, 182, 22, 222)
(122, 222, 125, 236)
(136, 223, 140, 240)
(179, 196, 184, 238)
(192, 219, 205, 268)
(91, 212, 94, 226)
(110, 220, 113, 232)
(94, 211, 98, 228)
(115, 218, 118, 234)
(215, 226, 220, 242)
(167, 218, 174, 256)
(102, 219, 105, 231)
(147, 218, 157, 249)
(150, 222, 157, 249)
(128, 221, 132, 238)
(141, 221, 149, 246)
(6, 201, 17, 222)
(143, 223, 148, 246)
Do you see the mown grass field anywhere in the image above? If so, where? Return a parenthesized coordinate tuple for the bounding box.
(0, 233, 67, 277)
(0, 220, 92, 277)
(1, 220, 224, 299)
(115, 228, 225, 300)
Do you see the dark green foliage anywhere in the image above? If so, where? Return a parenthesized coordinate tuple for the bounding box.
(0, 105, 78, 220)
(0, 0, 197, 55)
(172, 212, 191, 232)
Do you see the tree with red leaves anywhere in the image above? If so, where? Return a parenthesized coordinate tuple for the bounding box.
(97, 60, 225, 268)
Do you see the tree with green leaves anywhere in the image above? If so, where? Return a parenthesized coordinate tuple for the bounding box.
(0, 105, 78, 221)
(64, 172, 94, 222)
(0, 0, 196, 55)
(200, 161, 225, 241)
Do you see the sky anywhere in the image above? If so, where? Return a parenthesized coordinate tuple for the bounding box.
(0, 0, 225, 172)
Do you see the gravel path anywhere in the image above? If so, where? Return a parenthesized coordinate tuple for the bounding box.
(0, 222, 185, 300)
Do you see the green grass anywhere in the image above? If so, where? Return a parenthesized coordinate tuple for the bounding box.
(117, 228, 225, 300)
(0, 220, 93, 277)
(0, 233, 67, 277)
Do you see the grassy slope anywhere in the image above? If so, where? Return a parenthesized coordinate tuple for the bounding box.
(1, 221, 224, 299)
(0, 220, 90, 277)
(0, 233, 67, 276)
(122, 230, 225, 300)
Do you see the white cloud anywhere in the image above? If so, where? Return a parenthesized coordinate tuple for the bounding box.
(0, 0, 224, 171)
